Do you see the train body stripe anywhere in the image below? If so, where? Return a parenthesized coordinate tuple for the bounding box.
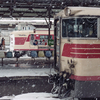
(15, 37, 27, 45)
(15, 34, 54, 44)
(62, 43, 100, 58)
(70, 75, 100, 81)
(26, 35, 30, 42)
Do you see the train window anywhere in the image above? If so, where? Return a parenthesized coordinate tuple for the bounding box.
(40, 35, 44, 39)
(62, 18, 97, 38)
(62, 21, 67, 37)
(40, 35, 52, 39)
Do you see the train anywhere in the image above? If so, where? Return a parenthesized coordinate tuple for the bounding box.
(54, 7, 100, 100)
(8, 29, 54, 58)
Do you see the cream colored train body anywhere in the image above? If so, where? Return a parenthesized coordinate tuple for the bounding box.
(10, 30, 54, 57)
(54, 7, 100, 98)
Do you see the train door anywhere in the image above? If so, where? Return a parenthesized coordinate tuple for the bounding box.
(54, 19, 61, 71)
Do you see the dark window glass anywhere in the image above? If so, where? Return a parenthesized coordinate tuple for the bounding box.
(40, 35, 52, 39)
(62, 18, 97, 38)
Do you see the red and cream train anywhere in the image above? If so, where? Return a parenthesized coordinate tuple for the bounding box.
(54, 7, 100, 100)
(9, 29, 54, 58)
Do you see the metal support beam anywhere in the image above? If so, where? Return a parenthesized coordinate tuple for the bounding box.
(48, 6, 51, 40)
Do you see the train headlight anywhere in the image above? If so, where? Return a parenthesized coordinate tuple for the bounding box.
(30, 51, 37, 58)
(64, 8, 71, 16)
(64, 7, 82, 16)
(45, 51, 52, 58)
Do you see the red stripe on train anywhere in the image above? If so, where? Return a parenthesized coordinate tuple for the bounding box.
(26, 35, 30, 42)
(62, 43, 100, 58)
(15, 37, 27, 45)
(16, 34, 54, 43)
(70, 75, 100, 81)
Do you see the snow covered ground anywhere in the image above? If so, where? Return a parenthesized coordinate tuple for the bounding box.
(0, 68, 56, 77)
(0, 92, 76, 100)
(0, 66, 62, 100)
(0, 93, 60, 100)
(0, 65, 68, 100)
(0, 66, 65, 100)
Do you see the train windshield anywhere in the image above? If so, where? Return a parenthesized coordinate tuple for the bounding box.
(62, 18, 97, 38)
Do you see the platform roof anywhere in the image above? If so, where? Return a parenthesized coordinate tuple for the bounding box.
(0, 0, 100, 18)
(0, 0, 100, 30)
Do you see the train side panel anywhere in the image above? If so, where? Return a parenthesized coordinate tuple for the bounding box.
(10, 30, 54, 51)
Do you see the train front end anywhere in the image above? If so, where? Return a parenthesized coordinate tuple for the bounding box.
(54, 7, 100, 99)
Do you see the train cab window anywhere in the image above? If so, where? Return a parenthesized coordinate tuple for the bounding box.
(62, 18, 97, 38)
(62, 21, 67, 37)
(40, 35, 52, 39)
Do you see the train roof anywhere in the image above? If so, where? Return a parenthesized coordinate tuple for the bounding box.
(10, 30, 54, 36)
(55, 7, 100, 18)
(10, 30, 33, 35)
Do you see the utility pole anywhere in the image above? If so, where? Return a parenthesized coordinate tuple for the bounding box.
(48, 6, 52, 71)
(48, 6, 51, 40)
